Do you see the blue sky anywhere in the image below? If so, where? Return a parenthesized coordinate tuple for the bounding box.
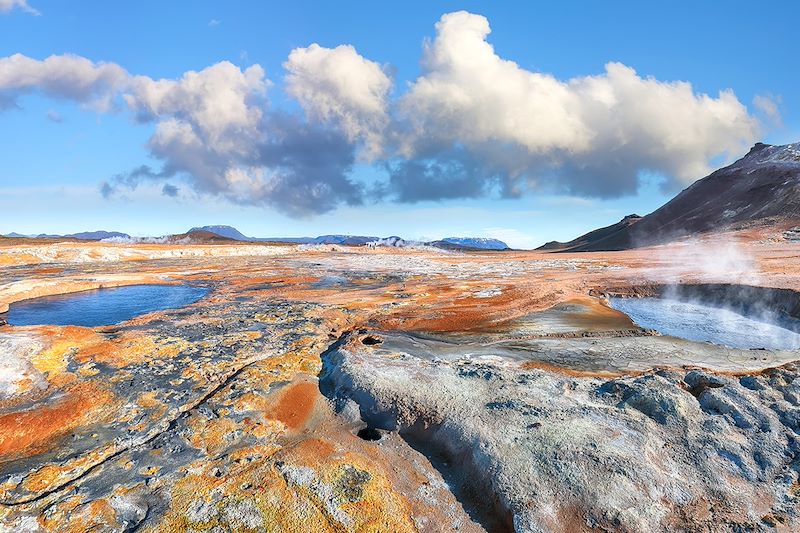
(0, 1, 796, 247)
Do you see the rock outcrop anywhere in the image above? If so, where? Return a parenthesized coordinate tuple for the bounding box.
(545, 142, 800, 251)
(324, 333, 800, 531)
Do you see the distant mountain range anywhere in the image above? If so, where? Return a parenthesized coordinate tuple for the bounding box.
(3, 230, 131, 241)
(539, 142, 800, 252)
(432, 237, 509, 251)
(3, 224, 509, 250)
(185, 226, 382, 246)
(264, 234, 381, 246)
(7, 142, 799, 253)
(186, 226, 509, 250)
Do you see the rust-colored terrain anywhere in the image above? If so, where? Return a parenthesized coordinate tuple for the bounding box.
(1, 232, 799, 531)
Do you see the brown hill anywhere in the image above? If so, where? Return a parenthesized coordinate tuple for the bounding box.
(168, 229, 238, 243)
(538, 214, 642, 251)
(541, 142, 800, 252)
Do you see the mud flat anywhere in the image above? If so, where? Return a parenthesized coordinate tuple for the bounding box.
(0, 238, 799, 531)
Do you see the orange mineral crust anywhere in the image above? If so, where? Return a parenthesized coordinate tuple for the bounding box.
(264, 379, 320, 431)
(0, 236, 798, 531)
(0, 383, 115, 460)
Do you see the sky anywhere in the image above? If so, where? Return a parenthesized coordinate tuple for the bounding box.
(0, 0, 797, 248)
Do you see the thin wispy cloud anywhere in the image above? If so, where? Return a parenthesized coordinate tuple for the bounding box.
(0, 0, 39, 15)
(540, 196, 595, 207)
(45, 109, 63, 123)
(753, 94, 783, 127)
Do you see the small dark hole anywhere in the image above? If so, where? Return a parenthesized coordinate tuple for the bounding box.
(689, 383, 723, 398)
(687, 380, 724, 398)
(357, 427, 382, 441)
(361, 335, 382, 346)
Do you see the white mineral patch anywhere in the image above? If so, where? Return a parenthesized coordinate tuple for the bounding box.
(0, 334, 45, 399)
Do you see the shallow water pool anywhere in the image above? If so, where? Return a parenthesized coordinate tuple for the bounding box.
(7, 284, 209, 327)
(609, 297, 800, 350)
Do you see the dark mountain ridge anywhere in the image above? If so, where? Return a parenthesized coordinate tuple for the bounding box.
(188, 225, 249, 241)
(537, 215, 642, 251)
(541, 142, 800, 252)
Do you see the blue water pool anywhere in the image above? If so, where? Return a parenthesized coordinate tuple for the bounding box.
(609, 297, 800, 350)
(7, 284, 209, 327)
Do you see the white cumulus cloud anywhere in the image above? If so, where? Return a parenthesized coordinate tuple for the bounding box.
(400, 11, 589, 155)
(125, 62, 268, 160)
(0, 54, 362, 216)
(0, 10, 769, 217)
(113, 61, 362, 215)
(0, 53, 127, 111)
(285, 43, 392, 158)
(388, 11, 760, 200)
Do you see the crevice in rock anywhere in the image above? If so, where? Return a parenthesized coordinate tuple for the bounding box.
(399, 421, 515, 533)
(0, 354, 269, 507)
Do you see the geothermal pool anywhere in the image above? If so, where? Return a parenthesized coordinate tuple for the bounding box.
(7, 284, 209, 327)
(609, 297, 800, 350)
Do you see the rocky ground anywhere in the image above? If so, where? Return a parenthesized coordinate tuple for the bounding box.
(0, 234, 799, 532)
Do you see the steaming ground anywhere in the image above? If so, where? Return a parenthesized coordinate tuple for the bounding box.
(609, 297, 800, 350)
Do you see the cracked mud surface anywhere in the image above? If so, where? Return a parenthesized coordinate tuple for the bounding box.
(0, 238, 799, 531)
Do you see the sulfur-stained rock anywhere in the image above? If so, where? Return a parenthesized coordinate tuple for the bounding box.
(0, 238, 799, 532)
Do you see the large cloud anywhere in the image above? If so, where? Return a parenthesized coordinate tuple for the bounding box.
(0, 11, 767, 216)
(0, 54, 362, 216)
(284, 43, 391, 158)
(110, 62, 362, 215)
(117, 62, 269, 198)
(0, 54, 364, 216)
(125, 62, 267, 157)
(389, 11, 760, 200)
